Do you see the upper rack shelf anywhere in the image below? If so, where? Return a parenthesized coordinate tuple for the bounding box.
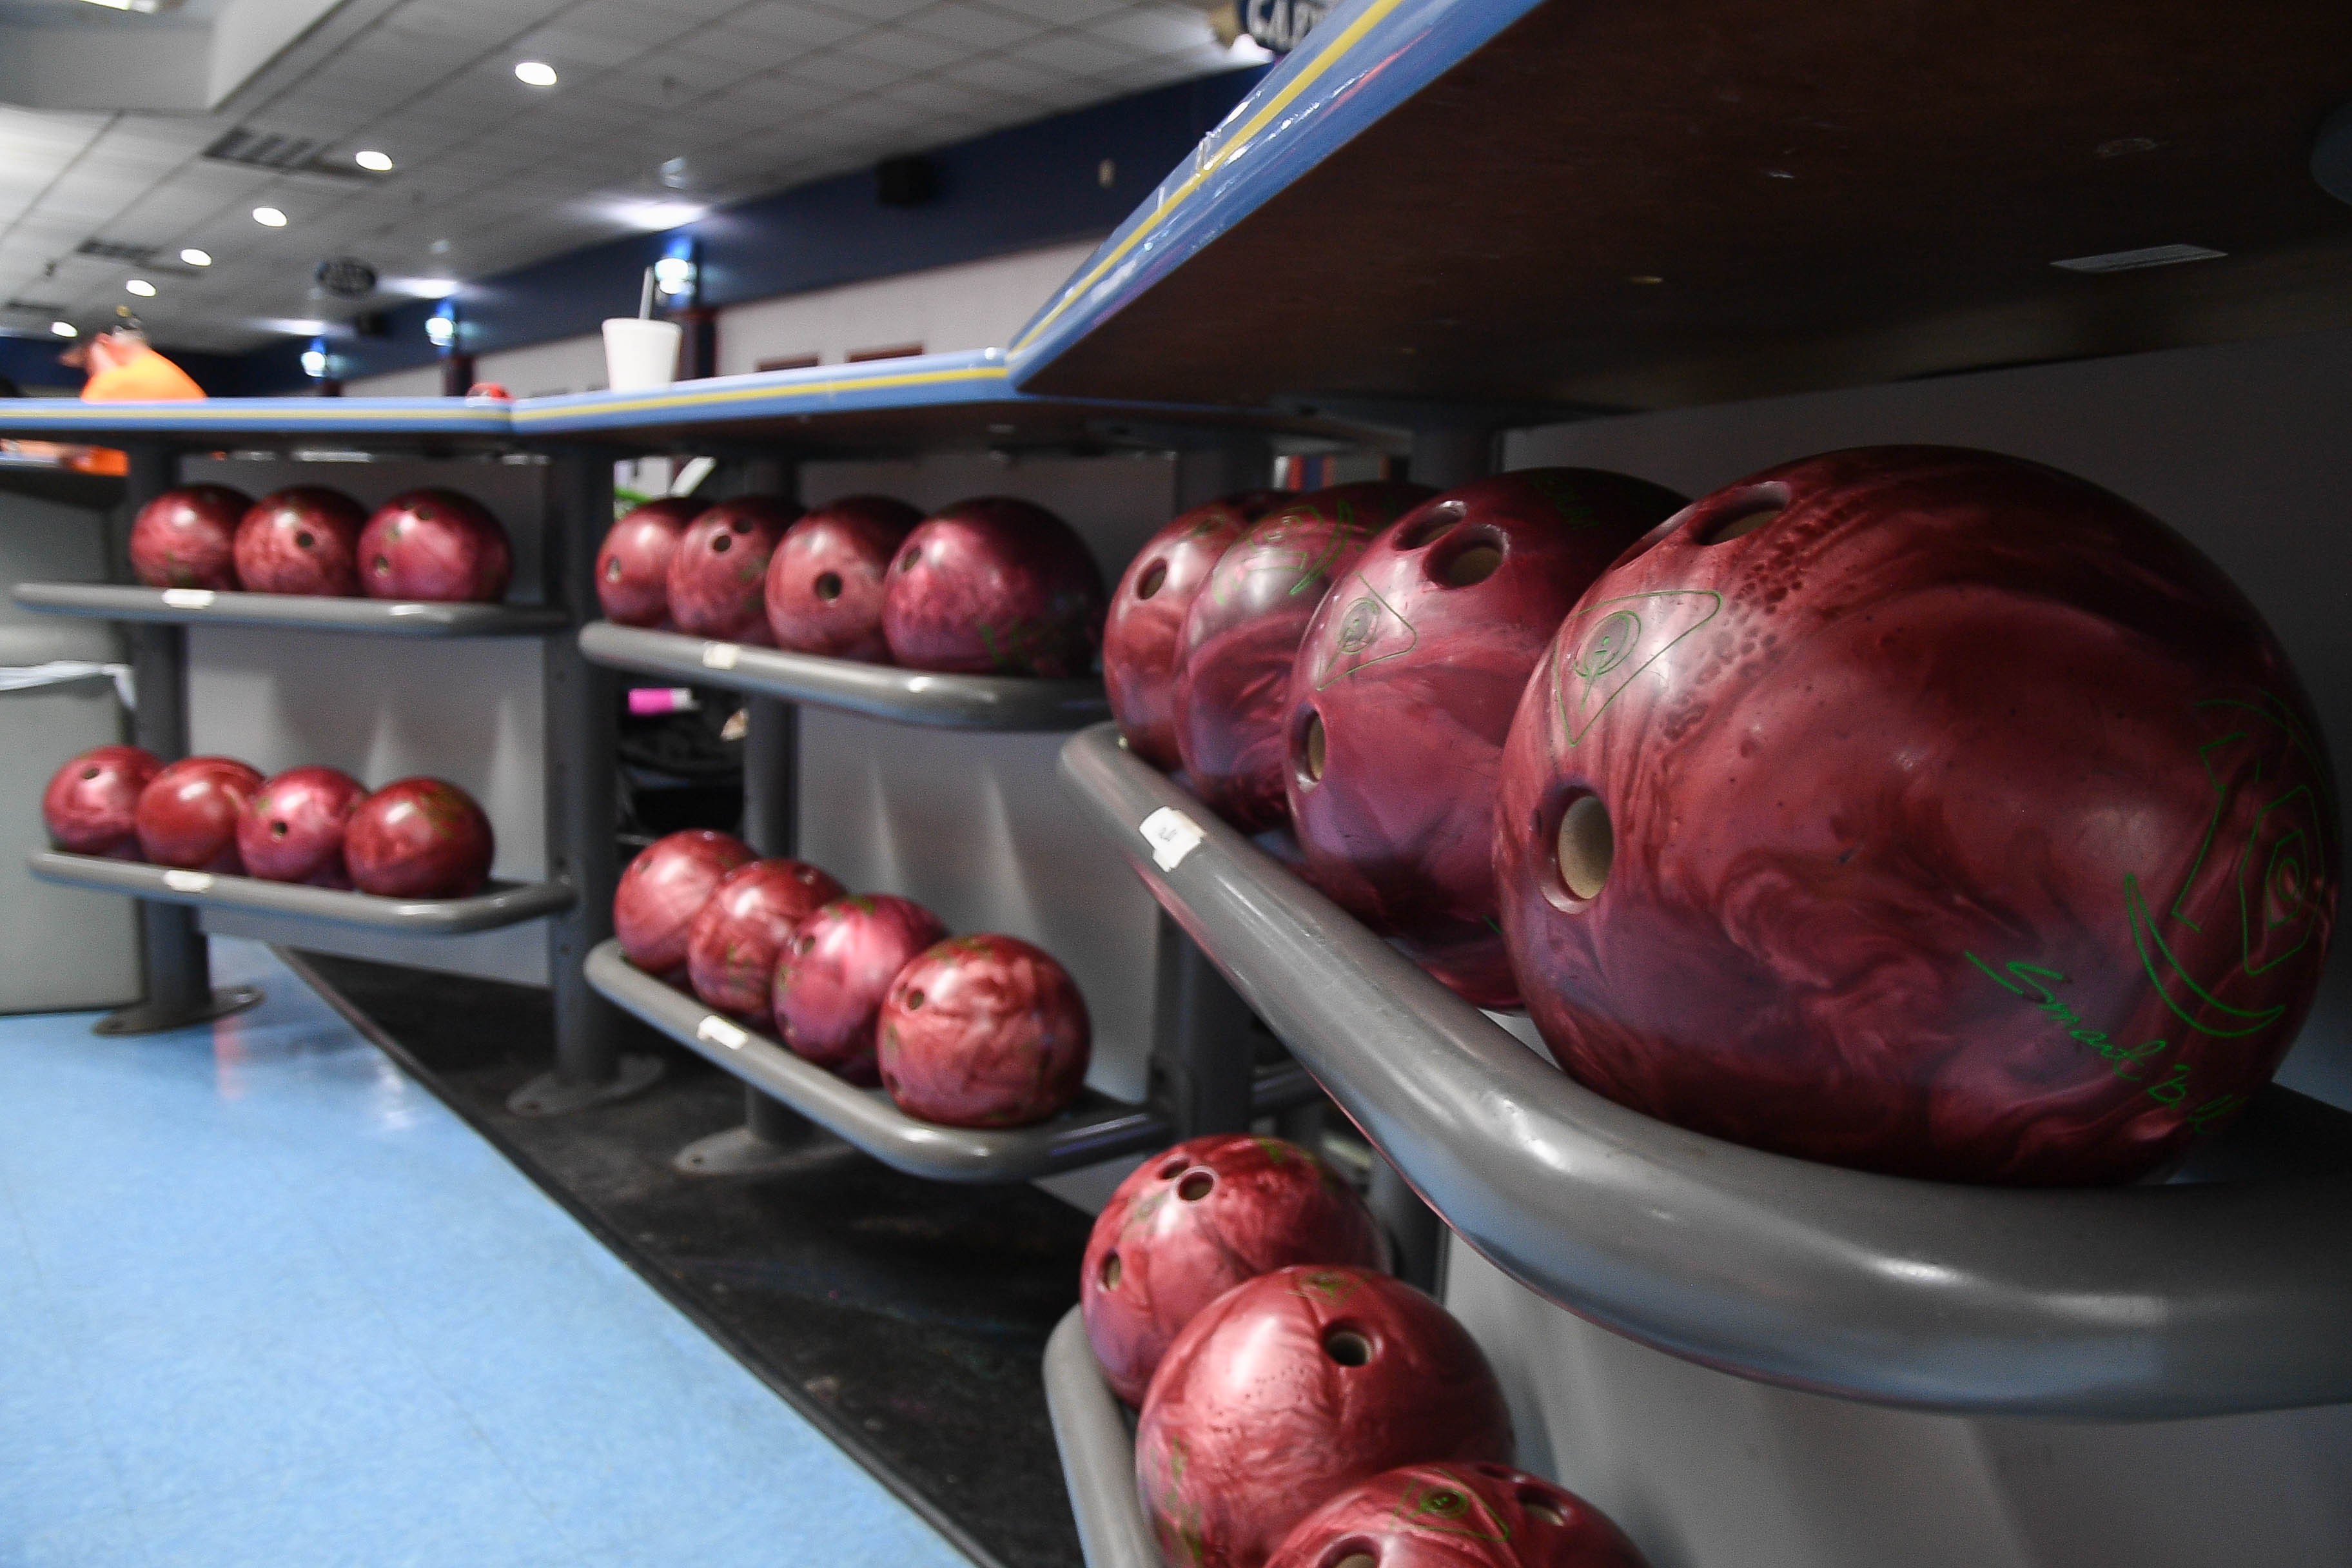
(1007, 0, 2352, 414)
(30, 850, 573, 936)
(1056, 721, 2352, 1422)
(14, 583, 568, 638)
(0, 397, 514, 452)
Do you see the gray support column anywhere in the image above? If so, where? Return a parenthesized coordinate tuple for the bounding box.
(1409, 424, 1500, 489)
(508, 446, 662, 1113)
(1174, 436, 1273, 508)
(95, 444, 261, 1035)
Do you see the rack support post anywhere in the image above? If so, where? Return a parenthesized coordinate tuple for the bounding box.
(509, 446, 662, 1115)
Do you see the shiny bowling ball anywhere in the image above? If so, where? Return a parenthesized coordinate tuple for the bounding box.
(1266, 1462, 1651, 1568)
(877, 934, 1090, 1126)
(1137, 1264, 1513, 1568)
(358, 489, 512, 603)
(1496, 446, 2338, 1185)
(614, 828, 756, 982)
(685, 857, 847, 1019)
(1288, 471, 1681, 1007)
(42, 745, 162, 856)
(233, 487, 368, 596)
(667, 496, 799, 643)
(1082, 1132, 1390, 1406)
(344, 778, 495, 898)
(880, 497, 1106, 676)
(1177, 482, 1433, 830)
(134, 756, 264, 872)
(237, 765, 366, 886)
(128, 485, 251, 591)
(774, 892, 949, 1084)
(764, 495, 925, 660)
(1104, 492, 1280, 770)
(596, 498, 703, 626)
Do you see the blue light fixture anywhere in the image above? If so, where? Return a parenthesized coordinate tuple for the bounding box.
(652, 234, 698, 308)
(300, 335, 330, 379)
(426, 299, 459, 351)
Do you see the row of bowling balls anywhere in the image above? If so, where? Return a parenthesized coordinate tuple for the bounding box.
(41, 747, 495, 898)
(595, 494, 1106, 675)
(128, 485, 513, 603)
(1103, 447, 2338, 1187)
(1081, 1132, 1646, 1568)
(611, 828, 1091, 1126)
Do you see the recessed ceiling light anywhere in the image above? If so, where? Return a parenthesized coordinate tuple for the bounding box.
(429, 239, 451, 254)
(50, 321, 77, 338)
(355, 150, 394, 172)
(514, 61, 558, 87)
(179, 248, 212, 267)
(125, 279, 157, 297)
(79, 0, 186, 12)
(253, 206, 288, 227)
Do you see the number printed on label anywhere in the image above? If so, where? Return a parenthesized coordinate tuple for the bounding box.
(701, 642, 741, 671)
(161, 589, 217, 609)
(1140, 806, 1207, 872)
(697, 1015, 749, 1050)
(161, 869, 213, 893)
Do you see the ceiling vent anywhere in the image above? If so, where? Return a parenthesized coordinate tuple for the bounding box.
(75, 240, 204, 275)
(202, 128, 369, 180)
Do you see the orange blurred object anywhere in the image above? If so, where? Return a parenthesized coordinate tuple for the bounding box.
(83, 329, 204, 403)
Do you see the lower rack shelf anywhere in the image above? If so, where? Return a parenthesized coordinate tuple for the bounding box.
(586, 939, 1313, 1182)
(30, 850, 574, 934)
(1043, 1306, 1157, 1568)
(14, 582, 570, 637)
(1056, 721, 2352, 1420)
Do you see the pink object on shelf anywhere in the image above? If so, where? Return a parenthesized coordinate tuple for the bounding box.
(627, 687, 696, 716)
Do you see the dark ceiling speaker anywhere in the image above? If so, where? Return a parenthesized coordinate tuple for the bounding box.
(876, 155, 937, 208)
(313, 256, 378, 299)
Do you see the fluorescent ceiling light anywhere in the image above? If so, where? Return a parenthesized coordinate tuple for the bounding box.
(355, 150, 394, 172)
(179, 248, 211, 266)
(255, 317, 328, 336)
(124, 279, 156, 297)
(514, 61, 558, 87)
(253, 207, 288, 227)
(1228, 35, 1274, 63)
(50, 322, 77, 338)
(605, 199, 705, 232)
(80, 0, 187, 12)
(387, 277, 461, 299)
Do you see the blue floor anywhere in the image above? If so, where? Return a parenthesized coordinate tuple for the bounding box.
(0, 940, 971, 1568)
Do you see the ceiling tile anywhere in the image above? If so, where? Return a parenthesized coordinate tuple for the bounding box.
(836, 24, 965, 71)
(897, 3, 1045, 50)
(729, 1, 867, 48)
(778, 48, 900, 92)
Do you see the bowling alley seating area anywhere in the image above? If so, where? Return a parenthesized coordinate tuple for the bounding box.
(5, 3, 2352, 1568)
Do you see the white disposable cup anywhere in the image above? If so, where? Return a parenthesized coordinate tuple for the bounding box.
(602, 318, 683, 391)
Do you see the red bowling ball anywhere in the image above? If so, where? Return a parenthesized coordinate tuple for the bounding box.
(1136, 1265, 1513, 1568)
(1104, 491, 1280, 770)
(133, 757, 264, 872)
(1496, 446, 2339, 1186)
(1175, 482, 1433, 830)
(685, 857, 847, 1019)
(344, 778, 495, 899)
(41, 745, 161, 856)
(128, 485, 251, 591)
(667, 495, 799, 643)
(764, 495, 925, 660)
(358, 489, 512, 603)
(233, 487, 369, 596)
(613, 828, 756, 981)
(879, 498, 1106, 677)
(1288, 471, 1681, 1007)
(236, 765, 366, 886)
(596, 498, 703, 626)
(1082, 1133, 1390, 1406)
(876, 934, 1090, 1126)
(773, 893, 950, 1084)
(1266, 1462, 1651, 1568)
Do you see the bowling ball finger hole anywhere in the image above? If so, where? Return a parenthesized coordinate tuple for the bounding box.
(904, 988, 925, 1010)
(1296, 709, 1327, 788)
(373, 556, 390, 574)
(898, 549, 920, 573)
(1520, 1494, 1568, 1527)
(1099, 1251, 1122, 1289)
(1135, 560, 1168, 599)
(1546, 792, 1614, 907)
(81, 767, 99, 779)
(1176, 1170, 1215, 1201)
(1329, 1553, 1377, 1568)
(1695, 489, 1787, 546)
(295, 531, 315, 549)
(712, 534, 733, 554)
(604, 558, 622, 581)
(1157, 1157, 1187, 1179)
(1322, 1327, 1374, 1367)
(813, 571, 843, 601)
(1429, 527, 1505, 588)
(270, 821, 288, 839)
(1396, 502, 1465, 551)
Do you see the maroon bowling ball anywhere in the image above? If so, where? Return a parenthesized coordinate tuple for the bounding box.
(358, 489, 512, 603)
(128, 485, 251, 591)
(614, 828, 756, 981)
(1082, 1133, 1390, 1406)
(1137, 1265, 1513, 1568)
(876, 934, 1090, 1126)
(667, 496, 799, 643)
(1266, 1462, 1651, 1568)
(879, 497, 1106, 676)
(236, 765, 366, 886)
(1288, 471, 1682, 1007)
(1496, 446, 2340, 1186)
(233, 487, 368, 596)
(773, 892, 950, 1084)
(685, 857, 847, 1019)
(41, 745, 162, 856)
(1104, 492, 1281, 770)
(134, 756, 264, 872)
(764, 495, 926, 661)
(1175, 483, 1433, 830)
(344, 778, 495, 899)
(596, 498, 703, 627)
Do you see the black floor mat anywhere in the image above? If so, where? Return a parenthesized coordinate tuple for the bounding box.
(284, 949, 1089, 1568)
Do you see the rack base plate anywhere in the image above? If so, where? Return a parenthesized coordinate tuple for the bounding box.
(93, 985, 264, 1037)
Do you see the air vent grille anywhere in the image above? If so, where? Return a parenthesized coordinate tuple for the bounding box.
(202, 128, 366, 179)
(76, 240, 155, 264)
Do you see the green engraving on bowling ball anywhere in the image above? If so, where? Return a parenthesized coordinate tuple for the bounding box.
(1313, 576, 1416, 689)
(1288, 1268, 1362, 1304)
(1393, 1477, 1511, 1544)
(1551, 589, 1720, 745)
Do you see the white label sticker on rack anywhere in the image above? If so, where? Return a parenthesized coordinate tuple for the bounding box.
(697, 1015, 749, 1051)
(700, 642, 741, 671)
(161, 869, 213, 893)
(1140, 806, 1207, 872)
(160, 589, 216, 609)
